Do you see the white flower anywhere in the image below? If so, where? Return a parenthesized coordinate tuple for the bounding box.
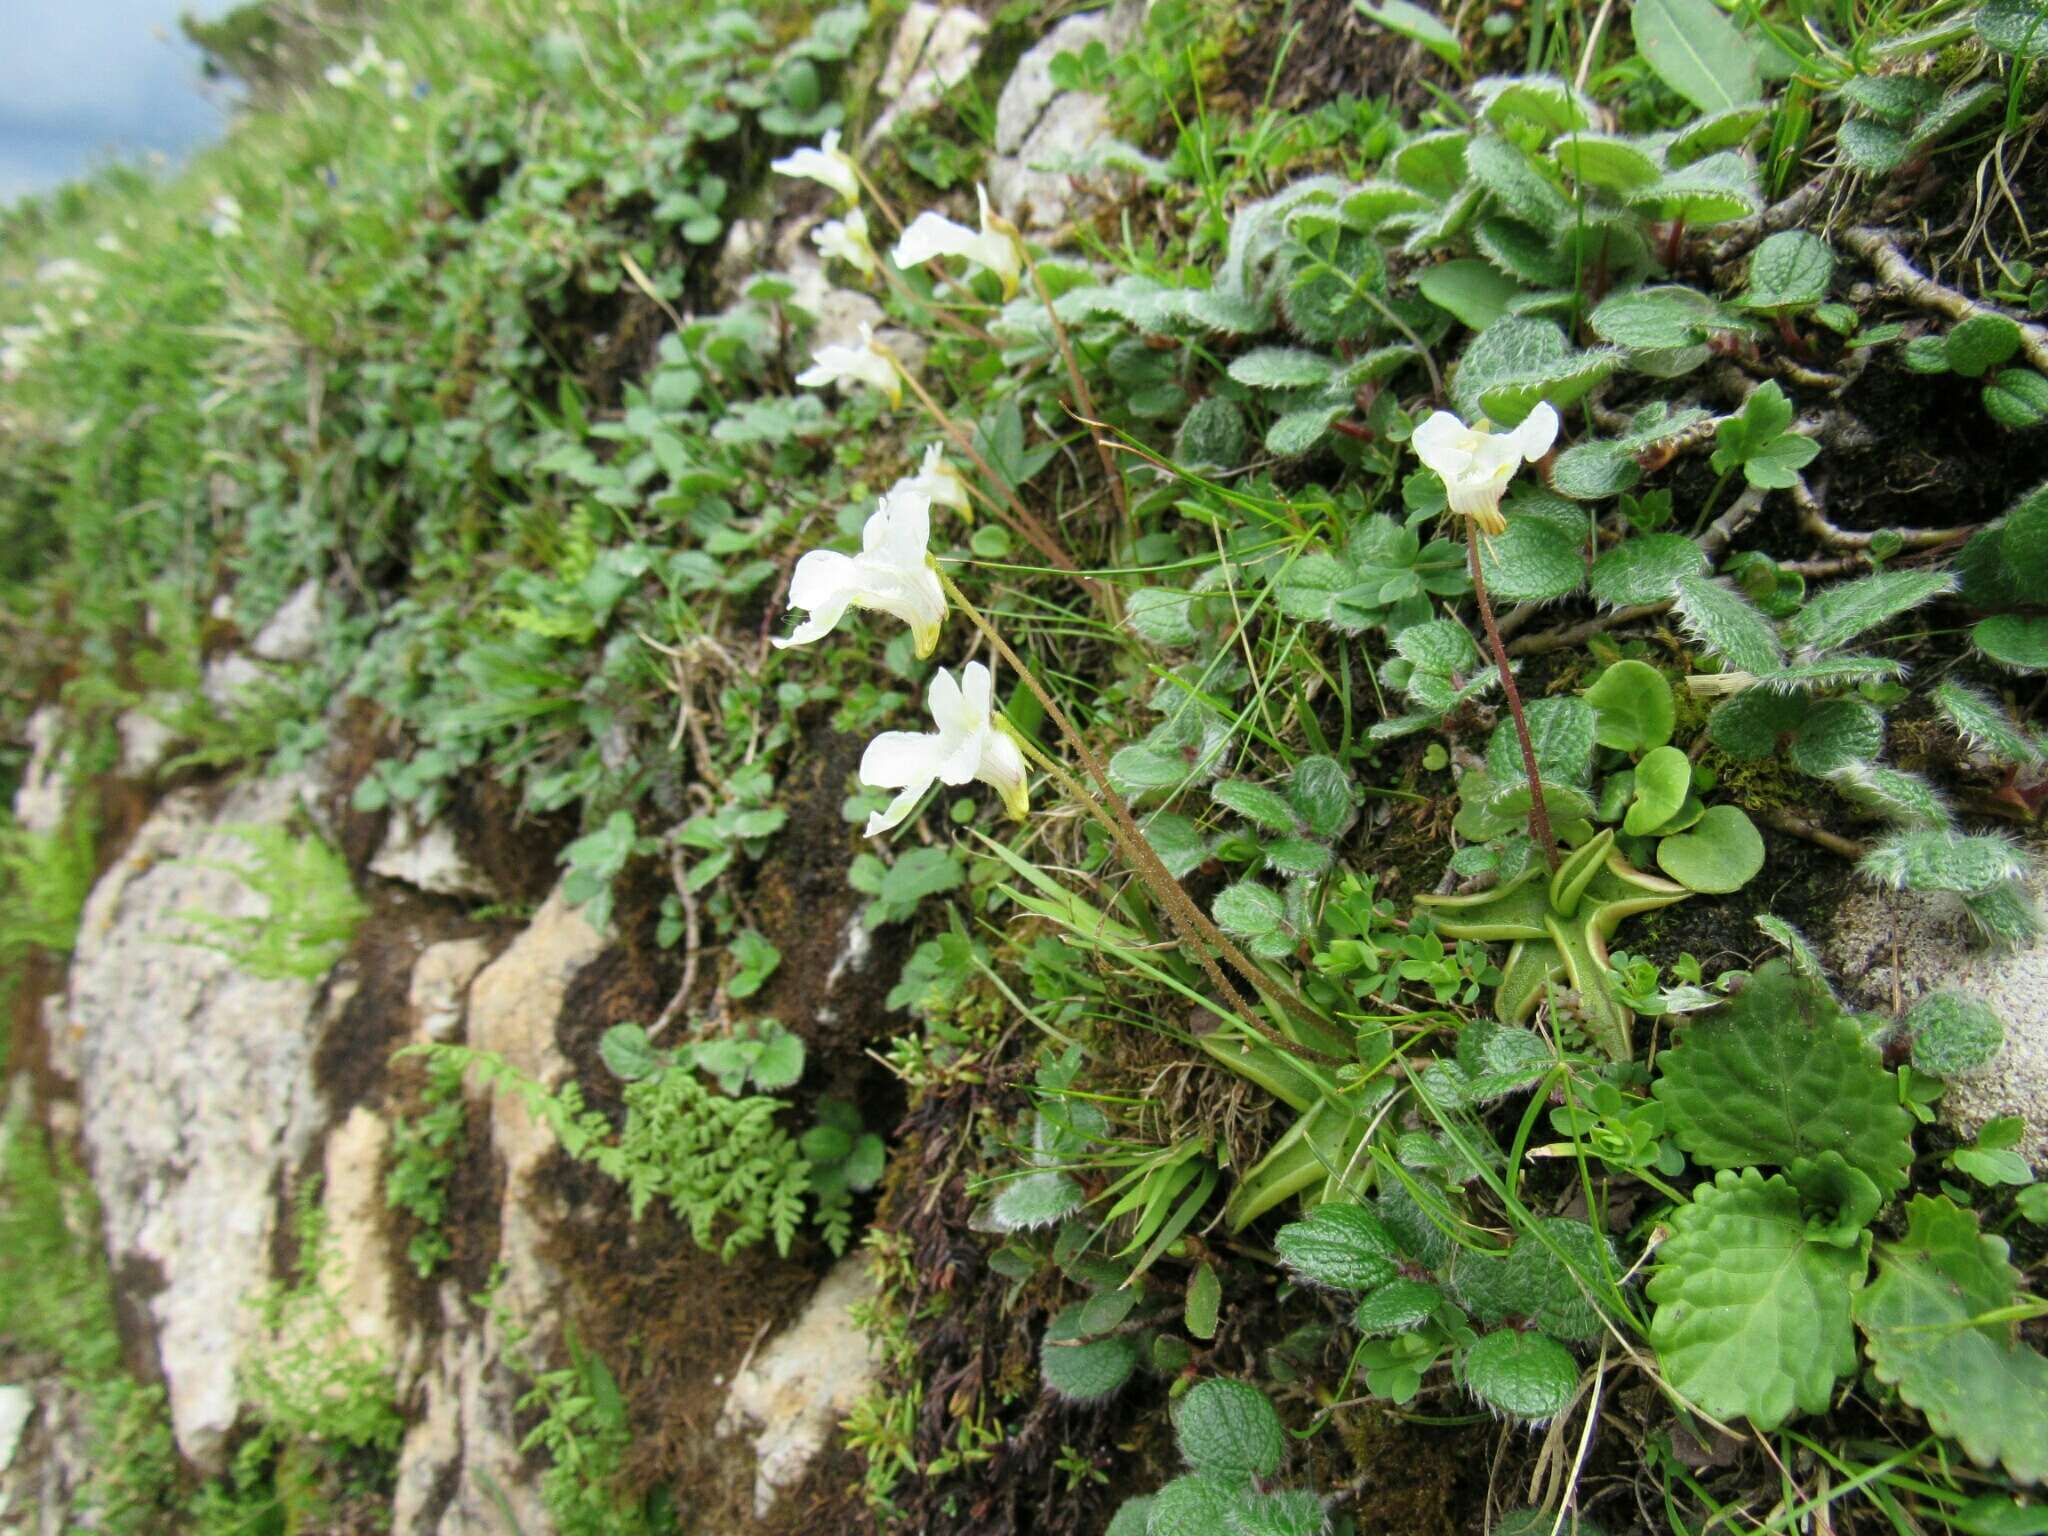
(770, 129, 861, 205)
(775, 485, 946, 657)
(811, 207, 877, 276)
(1410, 402, 1560, 536)
(206, 195, 244, 239)
(889, 443, 973, 518)
(891, 184, 1022, 298)
(860, 661, 1030, 836)
(794, 323, 902, 406)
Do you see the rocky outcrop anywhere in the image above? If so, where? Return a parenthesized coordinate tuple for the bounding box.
(866, 3, 988, 144)
(386, 883, 607, 1535)
(717, 1255, 880, 1517)
(1824, 878, 2048, 1167)
(988, 5, 1140, 230)
(59, 772, 332, 1471)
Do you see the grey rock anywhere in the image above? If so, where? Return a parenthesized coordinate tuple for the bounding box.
(63, 772, 333, 1470)
(12, 707, 68, 836)
(717, 1255, 880, 1517)
(251, 580, 324, 664)
(408, 936, 494, 1044)
(201, 652, 268, 712)
(988, 5, 1140, 230)
(389, 881, 607, 1532)
(116, 708, 178, 779)
(370, 813, 498, 901)
(1823, 878, 2048, 1168)
(0, 1385, 30, 1473)
(867, 3, 988, 144)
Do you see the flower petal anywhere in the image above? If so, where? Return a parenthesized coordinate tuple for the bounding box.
(1508, 401, 1561, 462)
(893, 211, 981, 270)
(864, 782, 930, 838)
(1410, 410, 1475, 480)
(861, 729, 944, 790)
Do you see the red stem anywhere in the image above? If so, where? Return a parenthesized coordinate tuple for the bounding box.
(1468, 532, 1559, 872)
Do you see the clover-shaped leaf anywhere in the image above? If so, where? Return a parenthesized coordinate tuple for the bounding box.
(1647, 1167, 1863, 1430)
(1585, 659, 1675, 752)
(1653, 961, 1914, 1191)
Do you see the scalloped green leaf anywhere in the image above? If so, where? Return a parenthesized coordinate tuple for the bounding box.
(1175, 1379, 1285, 1481)
(1673, 574, 1785, 673)
(1589, 534, 1708, 607)
(1213, 779, 1300, 835)
(1590, 284, 1723, 350)
(1226, 1490, 1329, 1536)
(1463, 1330, 1579, 1421)
(1393, 618, 1480, 674)
(1627, 152, 1762, 224)
(1352, 1278, 1444, 1336)
(991, 1170, 1086, 1230)
(1983, 368, 2048, 429)
(1266, 404, 1346, 457)
(1452, 317, 1622, 426)
(1706, 686, 1803, 759)
(1274, 1203, 1401, 1291)
(1229, 348, 1337, 389)
(1652, 960, 1915, 1191)
(1487, 695, 1598, 791)
(1741, 230, 1834, 313)
(1149, 1474, 1244, 1536)
(1551, 134, 1663, 193)
(1474, 73, 1594, 133)
(1856, 1196, 2048, 1484)
(1467, 134, 1573, 228)
(1647, 1167, 1863, 1430)
(1041, 1304, 1139, 1400)
(1947, 313, 2024, 378)
(1290, 756, 1355, 840)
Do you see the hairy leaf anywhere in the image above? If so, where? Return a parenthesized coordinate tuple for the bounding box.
(1274, 1203, 1401, 1290)
(1175, 1379, 1285, 1480)
(1463, 1330, 1579, 1421)
(1673, 574, 1785, 673)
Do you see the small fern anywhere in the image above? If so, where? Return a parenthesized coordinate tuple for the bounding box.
(175, 824, 367, 981)
(410, 1043, 813, 1260)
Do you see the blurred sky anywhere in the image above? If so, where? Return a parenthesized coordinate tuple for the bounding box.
(0, 0, 235, 204)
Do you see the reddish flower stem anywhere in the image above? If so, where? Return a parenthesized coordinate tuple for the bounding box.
(1468, 531, 1559, 872)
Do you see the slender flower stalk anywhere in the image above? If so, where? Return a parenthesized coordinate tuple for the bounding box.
(1020, 240, 1129, 530)
(1412, 404, 1564, 870)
